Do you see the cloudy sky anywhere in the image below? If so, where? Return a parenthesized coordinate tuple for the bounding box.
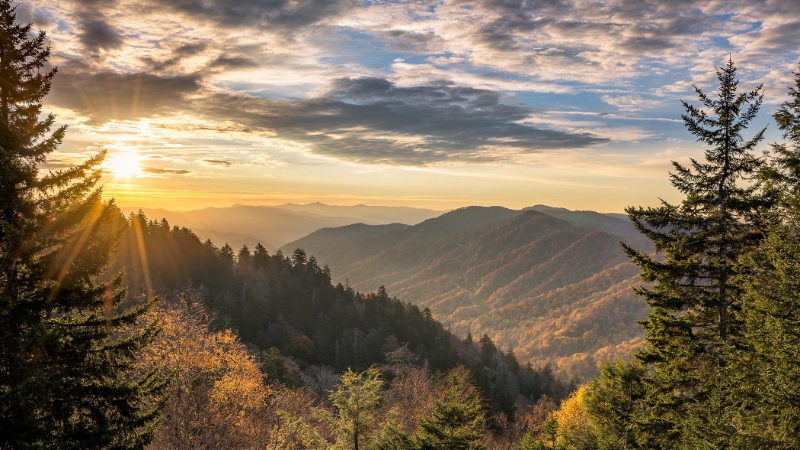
(26, 0, 800, 212)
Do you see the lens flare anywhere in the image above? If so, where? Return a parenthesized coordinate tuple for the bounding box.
(105, 150, 143, 178)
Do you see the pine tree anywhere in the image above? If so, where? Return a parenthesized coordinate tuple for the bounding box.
(374, 415, 414, 450)
(253, 242, 270, 267)
(762, 63, 800, 219)
(413, 369, 486, 450)
(732, 63, 800, 449)
(515, 434, 548, 450)
(623, 58, 766, 448)
(325, 367, 384, 450)
(735, 216, 800, 449)
(584, 360, 647, 450)
(0, 2, 167, 448)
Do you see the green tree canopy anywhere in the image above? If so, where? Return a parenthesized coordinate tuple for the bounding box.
(413, 368, 486, 450)
(732, 63, 800, 449)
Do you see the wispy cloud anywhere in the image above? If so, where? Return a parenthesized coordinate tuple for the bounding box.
(142, 167, 192, 175)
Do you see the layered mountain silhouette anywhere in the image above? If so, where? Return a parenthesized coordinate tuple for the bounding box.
(524, 205, 642, 240)
(282, 206, 649, 379)
(120, 203, 443, 251)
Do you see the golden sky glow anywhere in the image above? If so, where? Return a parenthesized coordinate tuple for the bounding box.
(29, 0, 800, 212)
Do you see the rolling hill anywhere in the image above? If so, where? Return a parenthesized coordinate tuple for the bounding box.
(283, 206, 648, 379)
(524, 205, 641, 240)
(119, 203, 443, 251)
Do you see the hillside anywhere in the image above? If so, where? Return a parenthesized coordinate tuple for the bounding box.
(112, 212, 569, 415)
(525, 205, 640, 240)
(281, 206, 523, 267)
(283, 207, 648, 379)
(120, 203, 443, 250)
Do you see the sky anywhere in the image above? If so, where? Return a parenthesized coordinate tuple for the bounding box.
(25, 0, 800, 212)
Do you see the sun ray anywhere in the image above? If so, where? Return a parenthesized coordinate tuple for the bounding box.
(46, 200, 105, 303)
(131, 215, 153, 297)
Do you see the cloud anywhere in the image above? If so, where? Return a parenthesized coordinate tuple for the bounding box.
(14, 2, 55, 30)
(142, 167, 192, 175)
(32, 0, 800, 173)
(79, 18, 124, 51)
(203, 159, 242, 167)
(197, 77, 607, 165)
(614, 36, 673, 55)
(601, 95, 659, 112)
(140, 42, 210, 71)
(381, 30, 447, 53)
(387, 0, 763, 83)
(209, 55, 260, 70)
(730, 20, 800, 56)
(38, 158, 76, 169)
(157, 0, 358, 32)
(48, 66, 201, 123)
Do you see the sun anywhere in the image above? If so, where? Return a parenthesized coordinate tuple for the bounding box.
(105, 150, 143, 178)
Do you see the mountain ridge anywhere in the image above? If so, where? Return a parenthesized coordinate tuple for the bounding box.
(120, 203, 443, 251)
(282, 206, 648, 379)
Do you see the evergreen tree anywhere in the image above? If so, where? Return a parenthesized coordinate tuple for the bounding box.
(259, 346, 296, 387)
(253, 242, 270, 267)
(285, 367, 385, 450)
(325, 367, 384, 450)
(762, 63, 800, 219)
(623, 58, 766, 448)
(219, 243, 235, 267)
(237, 244, 252, 268)
(735, 215, 800, 449)
(541, 416, 559, 450)
(732, 63, 800, 449)
(584, 360, 647, 450)
(374, 415, 414, 450)
(413, 369, 486, 450)
(0, 2, 167, 447)
(516, 434, 549, 450)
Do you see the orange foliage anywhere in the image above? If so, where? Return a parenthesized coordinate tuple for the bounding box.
(138, 293, 273, 448)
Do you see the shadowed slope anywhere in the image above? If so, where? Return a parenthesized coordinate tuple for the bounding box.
(284, 208, 647, 379)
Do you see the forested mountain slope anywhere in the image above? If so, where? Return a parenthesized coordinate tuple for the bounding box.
(284, 207, 648, 379)
(283, 206, 522, 268)
(524, 205, 643, 242)
(112, 211, 570, 414)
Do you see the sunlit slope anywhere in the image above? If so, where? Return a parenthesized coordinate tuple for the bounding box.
(525, 205, 641, 239)
(284, 207, 648, 379)
(282, 206, 522, 272)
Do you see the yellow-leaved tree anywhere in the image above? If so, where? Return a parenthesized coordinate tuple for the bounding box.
(137, 292, 273, 448)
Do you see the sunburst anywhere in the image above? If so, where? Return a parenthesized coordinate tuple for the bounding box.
(105, 150, 143, 178)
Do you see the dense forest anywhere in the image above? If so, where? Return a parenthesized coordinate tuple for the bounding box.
(113, 211, 571, 415)
(4, 1, 800, 448)
(283, 206, 649, 380)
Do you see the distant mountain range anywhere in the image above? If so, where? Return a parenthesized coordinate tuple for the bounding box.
(119, 203, 444, 251)
(524, 205, 642, 240)
(282, 206, 650, 379)
(125, 201, 644, 378)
